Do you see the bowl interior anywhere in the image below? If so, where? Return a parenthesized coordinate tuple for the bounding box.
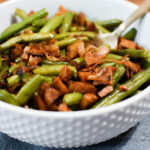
(0, 0, 150, 48)
(0, 0, 149, 116)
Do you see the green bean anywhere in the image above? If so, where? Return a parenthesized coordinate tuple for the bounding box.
(0, 36, 22, 51)
(42, 76, 53, 85)
(0, 65, 9, 74)
(15, 8, 28, 20)
(130, 90, 141, 96)
(95, 23, 110, 33)
(9, 65, 18, 74)
(16, 74, 43, 105)
(0, 9, 48, 43)
(55, 31, 96, 40)
(60, 49, 66, 57)
(61, 11, 74, 33)
(0, 33, 54, 51)
(100, 62, 117, 68)
(95, 19, 122, 31)
(113, 64, 126, 87)
(17, 26, 40, 35)
(32, 18, 48, 27)
(73, 57, 85, 65)
(0, 89, 18, 105)
(7, 75, 21, 86)
(56, 36, 89, 47)
(40, 15, 64, 33)
(42, 60, 68, 65)
(63, 92, 83, 106)
(70, 26, 85, 32)
(91, 68, 150, 108)
(0, 54, 2, 71)
(21, 73, 32, 83)
(123, 28, 137, 41)
(20, 32, 54, 41)
(114, 49, 150, 61)
(33, 64, 77, 77)
(142, 60, 150, 69)
(105, 54, 122, 60)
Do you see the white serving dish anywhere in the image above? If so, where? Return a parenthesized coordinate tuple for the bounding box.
(0, 0, 150, 148)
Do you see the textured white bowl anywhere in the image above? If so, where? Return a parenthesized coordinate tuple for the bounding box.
(0, 0, 150, 148)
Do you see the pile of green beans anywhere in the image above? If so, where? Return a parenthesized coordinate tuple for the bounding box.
(91, 68, 150, 108)
(0, 7, 149, 112)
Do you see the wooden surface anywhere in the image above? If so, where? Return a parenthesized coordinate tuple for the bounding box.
(128, 0, 145, 5)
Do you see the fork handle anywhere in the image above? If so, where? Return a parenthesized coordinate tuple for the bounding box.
(115, 0, 150, 36)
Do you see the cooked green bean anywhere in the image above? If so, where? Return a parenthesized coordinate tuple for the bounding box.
(32, 18, 48, 27)
(33, 64, 77, 77)
(95, 19, 122, 31)
(55, 31, 96, 40)
(60, 49, 66, 57)
(113, 64, 126, 87)
(9, 65, 18, 74)
(17, 26, 40, 35)
(123, 28, 137, 41)
(91, 68, 150, 108)
(0, 9, 48, 43)
(0, 33, 54, 51)
(130, 90, 141, 96)
(73, 57, 85, 65)
(70, 26, 85, 32)
(42, 76, 53, 85)
(105, 54, 122, 60)
(0, 54, 2, 71)
(56, 36, 89, 47)
(114, 49, 150, 61)
(16, 74, 43, 105)
(100, 62, 117, 68)
(0, 89, 18, 105)
(40, 15, 64, 33)
(21, 73, 31, 83)
(61, 11, 74, 33)
(15, 8, 28, 20)
(7, 75, 21, 86)
(63, 92, 83, 106)
(42, 60, 68, 65)
(95, 23, 110, 33)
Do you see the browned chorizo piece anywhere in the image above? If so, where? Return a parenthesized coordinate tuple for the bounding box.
(34, 95, 48, 110)
(53, 76, 69, 94)
(28, 55, 42, 66)
(78, 72, 90, 82)
(88, 67, 114, 85)
(119, 85, 129, 91)
(98, 85, 114, 98)
(58, 103, 71, 111)
(44, 87, 61, 106)
(69, 80, 97, 93)
(80, 93, 98, 109)
(60, 65, 72, 82)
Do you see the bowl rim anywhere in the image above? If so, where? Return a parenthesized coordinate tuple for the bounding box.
(0, 0, 150, 118)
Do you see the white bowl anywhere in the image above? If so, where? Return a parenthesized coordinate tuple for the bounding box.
(0, 0, 150, 148)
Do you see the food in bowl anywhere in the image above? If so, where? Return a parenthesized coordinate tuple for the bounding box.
(0, 6, 150, 111)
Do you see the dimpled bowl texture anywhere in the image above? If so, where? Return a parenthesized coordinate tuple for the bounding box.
(0, 0, 150, 148)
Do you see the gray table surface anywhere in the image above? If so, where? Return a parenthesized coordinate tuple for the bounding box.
(0, 116, 150, 150)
